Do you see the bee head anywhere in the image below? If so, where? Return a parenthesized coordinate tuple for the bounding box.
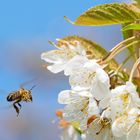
(29, 95, 33, 102)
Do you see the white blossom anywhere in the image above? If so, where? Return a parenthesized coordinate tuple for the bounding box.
(81, 133, 95, 140)
(112, 108, 140, 140)
(69, 59, 111, 101)
(109, 81, 140, 121)
(61, 125, 79, 140)
(43, 37, 140, 140)
(85, 115, 114, 140)
(41, 40, 86, 74)
(58, 90, 100, 130)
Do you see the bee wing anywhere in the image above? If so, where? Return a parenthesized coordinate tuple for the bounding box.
(10, 91, 18, 94)
(20, 77, 38, 88)
(0, 89, 18, 95)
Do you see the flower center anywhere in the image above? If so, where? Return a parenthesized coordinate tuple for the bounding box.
(96, 117, 111, 135)
(100, 117, 110, 126)
(80, 100, 89, 114)
(119, 92, 129, 106)
(88, 72, 96, 79)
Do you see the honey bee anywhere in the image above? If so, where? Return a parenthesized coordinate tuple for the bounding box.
(7, 85, 36, 116)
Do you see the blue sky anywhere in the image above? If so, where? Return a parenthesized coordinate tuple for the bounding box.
(0, 0, 128, 40)
(0, 0, 129, 90)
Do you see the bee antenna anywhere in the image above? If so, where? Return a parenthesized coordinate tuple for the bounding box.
(30, 85, 36, 91)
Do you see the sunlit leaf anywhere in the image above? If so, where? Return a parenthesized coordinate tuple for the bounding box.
(71, 3, 140, 26)
(134, 0, 140, 5)
(122, 23, 140, 31)
(57, 36, 107, 59)
(56, 36, 118, 69)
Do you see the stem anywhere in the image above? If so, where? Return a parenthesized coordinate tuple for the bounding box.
(112, 41, 140, 60)
(115, 53, 133, 73)
(103, 39, 140, 63)
(133, 28, 140, 76)
(135, 42, 140, 59)
(138, 64, 140, 76)
(48, 41, 58, 48)
(129, 57, 140, 82)
(102, 37, 136, 61)
(110, 36, 136, 53)
(64, 16, 74, 25)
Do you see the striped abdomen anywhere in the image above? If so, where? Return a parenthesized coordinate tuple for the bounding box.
(7, 91, 21, 102)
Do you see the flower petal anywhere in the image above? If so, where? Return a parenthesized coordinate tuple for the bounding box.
(47, 64, 66, 73)
(88, 98, 100, 116)
(127, 124, 140, 140)
(112, 116, 127, 137)
(84, 60, 101, 71)
(69, 69, 92, 91)
(91, 68, 110, 100)
(41, 50, 68, 64)
(61, 126, 79, 140)
(64, 55, 88, 76)
(126, 82, 140, 107)
(81, 133, 95, 140)
(99, 95, 110, 109)
(58, 90, 72, 104)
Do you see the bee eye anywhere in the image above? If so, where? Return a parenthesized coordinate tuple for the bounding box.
(30, 96, 33, 101)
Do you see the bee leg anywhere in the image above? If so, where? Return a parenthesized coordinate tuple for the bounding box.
(13, 99, 21, 116)
(18, 103, 22, 109)
(13, 102, 20, 116)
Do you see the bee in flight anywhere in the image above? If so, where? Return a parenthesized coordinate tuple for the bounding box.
(7, 85, 36, 116)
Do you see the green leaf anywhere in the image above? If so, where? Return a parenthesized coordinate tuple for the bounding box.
(122, 23, 140, 31)
(57, 36, 118, 69)
(122, 23, 134, 39)
(134, 0, 140, 5)
(57, 36, 107, 59)
(71, 3, 140, 26)
(121, 22, 140, 61)
(133, 77, 140, 93)
(121, 23, 137, 60)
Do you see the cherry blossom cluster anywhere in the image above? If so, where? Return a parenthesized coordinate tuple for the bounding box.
(41, 39, 140, 140)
